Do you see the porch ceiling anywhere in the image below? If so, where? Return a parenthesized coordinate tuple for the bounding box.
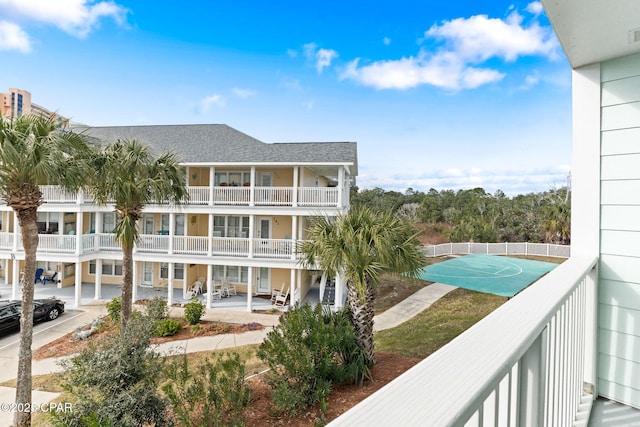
(542, 0, 640, 67)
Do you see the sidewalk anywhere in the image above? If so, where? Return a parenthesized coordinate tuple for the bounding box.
(0, 283, 454, 426)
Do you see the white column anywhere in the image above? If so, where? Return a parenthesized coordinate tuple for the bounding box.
(132, 261, 138, 304)
(95, 212, 103, 249)
(248, 215, 255, 258)
(335, 271, 344, 309)
(249, 166, 255, 206)
(167, 262, 174, 307)
(206, 264, 213, 308)
(12, 212, 19, 253)
(291, 216, 298, 260)
(571, 64, 601, 258)
(11, 258, 19, 300)
(337, 166, 344, 208)
(293, 167, 299, 207)
(95, 259, 102, 300)
(74, 262, 82, 307)
(182, 262, 187, 299)
(75, 212, 83, 256)
(290, 269, 296, 305)
(207, 214, 214, 256)
(209, 167, 215, 206)
(168, 213, 175, 254)
(246, 267, 253, 312)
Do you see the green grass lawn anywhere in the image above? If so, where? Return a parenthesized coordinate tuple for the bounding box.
(375, 288, 507, 359)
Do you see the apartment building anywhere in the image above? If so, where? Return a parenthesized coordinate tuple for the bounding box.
(0, 124, 357, 310)
(1, 88, 68, 126)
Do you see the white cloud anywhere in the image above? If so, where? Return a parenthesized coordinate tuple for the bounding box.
(0, 0, 128, 38)
(0, 20, 30, 52)
(199, 94, 225, 112)
(303, 42, 338, 73)
(525, 1, 544, 16)
(341, 7, 559, 90)
(232, 88, 256, 99)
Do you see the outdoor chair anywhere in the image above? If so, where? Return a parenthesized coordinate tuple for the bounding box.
(221, 278, 237, 296)
(34, 268, 44, 284)
(274, 288, 289, 307)
(184, 280, 203, 299)
(42, 271, 57, 285)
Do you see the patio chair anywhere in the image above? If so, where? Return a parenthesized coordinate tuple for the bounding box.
(42, 271, 57, 285)
(184, 280, 203, 299)
(270, 288, 281, 303)
(222, 278, 236, 296)
(274, 287, 289, 307)
(34, 268, 44, 284)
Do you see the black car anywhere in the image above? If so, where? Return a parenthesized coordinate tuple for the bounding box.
(0, 298, 65, 334)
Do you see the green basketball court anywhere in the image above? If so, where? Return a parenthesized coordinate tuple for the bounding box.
(417, 254, 559, 297)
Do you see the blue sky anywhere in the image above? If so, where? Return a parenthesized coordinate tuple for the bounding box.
(0, 0, 572, 196)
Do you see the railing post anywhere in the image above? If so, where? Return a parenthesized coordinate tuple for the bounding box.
(583, 266, 598, 399)
(518, 330, 547, 426)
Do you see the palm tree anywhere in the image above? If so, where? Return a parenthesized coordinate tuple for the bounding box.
(89, 139, 187, 326)
(0, 114, 92, 427)
(298, 205, 426, 365)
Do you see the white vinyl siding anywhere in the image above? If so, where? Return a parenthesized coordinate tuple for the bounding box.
(598, 52, 640, 407)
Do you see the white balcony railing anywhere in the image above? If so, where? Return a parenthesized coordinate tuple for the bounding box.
(1, 185, 343, 208)
(330, 256, 598, 426)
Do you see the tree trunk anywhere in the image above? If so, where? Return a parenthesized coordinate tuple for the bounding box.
(14, 207, 39, 427)
(121, 244, 134, 327)
(347, 280, 376, 366)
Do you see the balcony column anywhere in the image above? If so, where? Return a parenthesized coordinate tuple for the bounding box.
(182, 262, 187, 299)
(337, 166, 344, 208)
(168, 213, 175, 254)
(167, 262, 174, 307)
(290, 269, 296, 305)
(209, 167, 215, 206)
(291, 216, 297, 261)
(75, 212, 83, 256)
(249, 166, 256, 207)
(95, 259, 102, 300)
(518, 330, 547, 427)
(94, 213, 103, 249)
(246, 267, 254, 312)
(208, 214, 213, 256)
(75, 262, 82, 307)
(11, 258, 19, 300)
(12, 212, 19, 253)
(131, 261, 138, 304)
(248, 215, 255, 258)
(335, 271, 344, 309)
(293, 167, 299, 207)
(206, 264, 213, 308)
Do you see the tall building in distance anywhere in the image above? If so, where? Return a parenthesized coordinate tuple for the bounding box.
(1, 88, 68, 127)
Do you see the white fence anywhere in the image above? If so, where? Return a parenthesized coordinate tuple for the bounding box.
(330, 255, 597, 426)
(424, 242, 570, 258)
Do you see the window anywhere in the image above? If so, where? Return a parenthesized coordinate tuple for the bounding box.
(103, 212, 116, 233)
(36, 212, 60, 234)
(160, 263, 169, 279)
(211, 265, 248, 284)
(213, 216, 249, 238)
(174, 264, 184, 280)
(89, 260, 122, 276)
(175, 214, 185, 236)
(215, 171, 250, 186)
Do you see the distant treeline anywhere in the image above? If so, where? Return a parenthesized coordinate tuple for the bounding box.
(350, 186, 570, 244)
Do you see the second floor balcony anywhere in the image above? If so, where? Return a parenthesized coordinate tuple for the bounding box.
(33, 185, 346, 209)
(0, 232, 300, 261)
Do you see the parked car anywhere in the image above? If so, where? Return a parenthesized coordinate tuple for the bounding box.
(0, 298, 65, 334)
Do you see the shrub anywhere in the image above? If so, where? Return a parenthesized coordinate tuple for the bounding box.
(146, 295, 169, 321)
(184, 297, 205, 325)
(162, 352, 250, 427)
(105, 296, 122, 322)
(153, 318, 183, 337)
(51, 314, 169, 427)
(257, 303, 369, 416)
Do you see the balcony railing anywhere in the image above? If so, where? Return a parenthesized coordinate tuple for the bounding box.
(20, 185, 343, 208)
(329, 256, 598, 426)
(2, 232, 300, 260)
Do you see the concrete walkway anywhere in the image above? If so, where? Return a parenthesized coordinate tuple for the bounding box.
(0, 283, 454, 427)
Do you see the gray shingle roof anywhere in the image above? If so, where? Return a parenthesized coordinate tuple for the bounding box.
(76, 124, 357, 173)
